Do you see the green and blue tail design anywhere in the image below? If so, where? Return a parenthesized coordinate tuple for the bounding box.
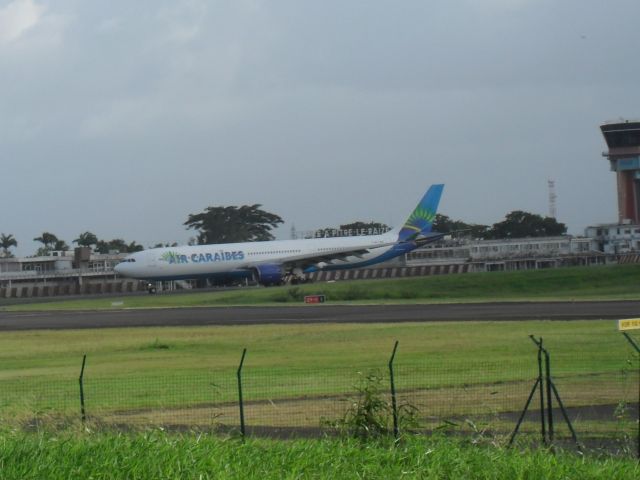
(397, 184, 444, 242)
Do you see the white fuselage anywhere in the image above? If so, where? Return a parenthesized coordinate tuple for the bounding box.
(114, 183, 445, 285)
(114, 231, 400, 282)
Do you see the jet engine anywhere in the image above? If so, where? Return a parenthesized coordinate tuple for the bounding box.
(252, 264, 285, 286)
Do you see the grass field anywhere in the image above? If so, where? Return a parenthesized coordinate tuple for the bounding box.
(0, 320, 630, 389)
(0, 319, 637, 441)
(1, 430, 638, 480)
(5, 264, 640, 311)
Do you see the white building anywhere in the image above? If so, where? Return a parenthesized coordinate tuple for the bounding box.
(406, 236, 601, 272)
(584, 223, 640, 254)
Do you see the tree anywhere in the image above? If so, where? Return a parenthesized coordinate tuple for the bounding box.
(94, 241, 109, 254)
(127, 241, 144, 252)
(432, 214, 488, 238)
(74, 232, 98, 248)
(94, 238, 144, 254)
(34, 232, 65, 256)
(152, 242, 178, 249)
(0, 233, 17, 258)
(54, 240, 70, 251)
(33, 232, 58, 248)
(95, 239, 126, 254)
(185, 204, 284, 244)
(485, 211, 567, 239)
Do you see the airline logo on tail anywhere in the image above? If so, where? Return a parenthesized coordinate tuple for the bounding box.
(397, 184, 444, 242)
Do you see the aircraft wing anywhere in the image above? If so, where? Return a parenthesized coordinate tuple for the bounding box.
(414, 232, 446, 246)
(275, 241, 398, 271)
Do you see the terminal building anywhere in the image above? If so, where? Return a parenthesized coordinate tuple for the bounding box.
(584, 224, 640, 255)
(0, 248, 143, 298)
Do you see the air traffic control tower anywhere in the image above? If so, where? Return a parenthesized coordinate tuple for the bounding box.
(601, 120, 640, 223)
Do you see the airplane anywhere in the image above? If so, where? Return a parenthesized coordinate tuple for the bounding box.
(114, 184, 445, 292)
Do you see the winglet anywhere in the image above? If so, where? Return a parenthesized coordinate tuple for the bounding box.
(397, 184, 444, 242)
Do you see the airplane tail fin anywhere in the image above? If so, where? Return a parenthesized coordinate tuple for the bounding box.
(397, 184, 444, 242)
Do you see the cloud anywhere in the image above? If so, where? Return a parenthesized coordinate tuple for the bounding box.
(0, 0, 44, 44)
(154, 0, 207, 45)
(96, 17, 121, 34)
(470, 0, 534, 10)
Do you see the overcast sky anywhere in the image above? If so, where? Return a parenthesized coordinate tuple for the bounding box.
(2, 0, 639, 256)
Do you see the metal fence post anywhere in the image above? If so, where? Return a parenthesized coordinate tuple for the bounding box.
(510, 336, 547, 447)
(528, 335, 579, 450)
(79, 354, 87, 423)
(508, 377, 541, 446)
(388, 340, 399, 439)
(544, 347, 554, 443)
(530, 336, 547, 445)
(237, 348, 247, 439)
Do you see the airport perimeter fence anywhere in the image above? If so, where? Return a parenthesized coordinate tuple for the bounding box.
(0, 338, 638, 456)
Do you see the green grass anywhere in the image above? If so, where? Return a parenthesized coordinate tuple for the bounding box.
(0, 320, 629, 384)
(0, 430, 637, 479)
(0, 320, 637, 439)
(5, 264, 640, 311)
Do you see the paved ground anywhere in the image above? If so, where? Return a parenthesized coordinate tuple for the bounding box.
(1, 301, 639, 331)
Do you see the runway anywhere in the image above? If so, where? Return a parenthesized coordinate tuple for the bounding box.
(1, 301, 639, 331)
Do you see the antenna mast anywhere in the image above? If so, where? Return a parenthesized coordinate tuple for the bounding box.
(547, 179, 557, 219)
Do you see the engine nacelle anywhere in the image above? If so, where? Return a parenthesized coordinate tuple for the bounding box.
(253, 264, 285, 286)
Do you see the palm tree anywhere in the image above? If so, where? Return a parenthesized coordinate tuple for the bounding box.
(34, 232, 62, 256)
(73, 231, 98, 248)
(95, 238, 143, 254)
(54, 240, 70, 251)
(33, 232, 59, 248)
(0, 233, 17, 258)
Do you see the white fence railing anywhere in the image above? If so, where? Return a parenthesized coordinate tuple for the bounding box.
(0, 268, 117, 282)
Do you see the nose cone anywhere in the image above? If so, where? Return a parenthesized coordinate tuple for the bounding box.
(114, 262, 125, 275)
(114, 253, 144, 278)
(114, 256, 136, 277)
